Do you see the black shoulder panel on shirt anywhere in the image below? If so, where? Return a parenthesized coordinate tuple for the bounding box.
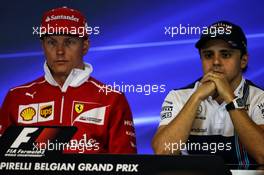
(246, 79, 264, 91)
(173, 77, 202, 91)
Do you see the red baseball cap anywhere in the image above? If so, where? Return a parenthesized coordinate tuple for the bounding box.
(40, 6, 88, 39)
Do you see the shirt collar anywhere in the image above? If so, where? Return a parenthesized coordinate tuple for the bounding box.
(44, 61, 93, 92)
(233, 77, 246, 98)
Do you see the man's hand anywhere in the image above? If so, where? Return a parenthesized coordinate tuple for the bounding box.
(194, 80, 216, 101)
(201, 71, 235, 103)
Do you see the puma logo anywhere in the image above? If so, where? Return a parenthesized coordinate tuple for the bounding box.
(25, 92, 36, 99)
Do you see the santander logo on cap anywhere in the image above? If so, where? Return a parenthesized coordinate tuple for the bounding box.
(45, 15, 79, 23)
(40, 6, 88, 38)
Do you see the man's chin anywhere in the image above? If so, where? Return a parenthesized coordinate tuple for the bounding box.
(52, 70, 71, 77)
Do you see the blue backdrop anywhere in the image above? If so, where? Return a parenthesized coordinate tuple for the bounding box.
(0, 0, 264, 154)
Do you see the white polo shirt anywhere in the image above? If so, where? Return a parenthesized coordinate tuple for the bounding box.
(159, 77, 264, 164)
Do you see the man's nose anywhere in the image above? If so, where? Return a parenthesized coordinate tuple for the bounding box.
(56, 43, 65, 55)
(213, 55, 221, 65)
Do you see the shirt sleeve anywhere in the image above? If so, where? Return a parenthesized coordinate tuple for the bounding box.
(159, 90, 185, 126)
(0, 91, 12, 137)
(250, 93, 264, 125)
(108, 93, 137, 154)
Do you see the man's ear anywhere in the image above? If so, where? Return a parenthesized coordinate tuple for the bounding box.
(82, 39, 90, 55)
(241, 53, 249, 70)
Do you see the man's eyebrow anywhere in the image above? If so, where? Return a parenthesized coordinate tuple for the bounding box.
(201, 50, 213, 53)
(45, 36, 56, 41)
(64, 37, 80, 41)
(219, 49, 235, 53)
(201, 49, 235, 53)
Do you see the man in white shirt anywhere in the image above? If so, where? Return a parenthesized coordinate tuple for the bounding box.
(152, 21, 264, 164)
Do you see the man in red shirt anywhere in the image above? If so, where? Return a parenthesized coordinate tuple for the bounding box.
(0, 6, 137, 154)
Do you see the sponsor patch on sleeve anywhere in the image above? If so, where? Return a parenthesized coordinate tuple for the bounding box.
(18, 101, 54, 124)
(161, 112, 172, 120)
(18, 104, 38, 124)
(38, 102, 54, 122)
